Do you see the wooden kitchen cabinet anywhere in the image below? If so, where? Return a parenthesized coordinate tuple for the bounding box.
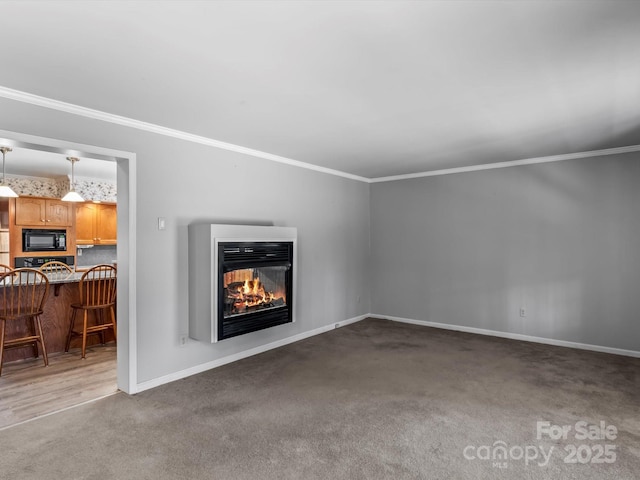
(15, 197, 72, 227)
(76, 202, 117, 245)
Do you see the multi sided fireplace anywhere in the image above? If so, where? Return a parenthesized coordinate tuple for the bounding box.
(189, 224, 297, 343)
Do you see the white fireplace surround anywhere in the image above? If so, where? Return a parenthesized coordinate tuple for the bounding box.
(188, 224, 298, 343)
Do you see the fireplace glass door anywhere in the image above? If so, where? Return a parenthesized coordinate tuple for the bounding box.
(223, 266, 288, 317)
(218, 241, 293, 340)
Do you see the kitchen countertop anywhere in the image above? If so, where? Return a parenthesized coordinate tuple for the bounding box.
(0, 271, 83, 285)
(75, 263, 117, 273)
(45, 271, 86, 284)
(0, 265, 117, 286)
(47, 267, 117, 284)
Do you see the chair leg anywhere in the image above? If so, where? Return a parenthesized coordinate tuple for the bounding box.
(65, 308, 76, 353)
(110, 305, 117, 344)
(0, 318, 5, 377)
(35, 315, 48, 367)
(81, 310, 89, 359)
(29, 317, 39, 359)
(98, 309, 106, 345)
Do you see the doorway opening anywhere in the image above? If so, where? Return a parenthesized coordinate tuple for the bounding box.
(0, 130, 136, 429)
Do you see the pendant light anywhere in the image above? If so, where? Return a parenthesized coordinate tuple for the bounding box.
(62, 156, 84, 202)
(0, 146, 18, 198)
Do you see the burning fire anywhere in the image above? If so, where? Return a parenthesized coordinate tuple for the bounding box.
(240, 277, 275, 307)
(224, 271, 284, 315)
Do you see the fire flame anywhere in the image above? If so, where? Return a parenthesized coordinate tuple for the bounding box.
(228, 276, 276, 312)
(242, 278, 274, 307)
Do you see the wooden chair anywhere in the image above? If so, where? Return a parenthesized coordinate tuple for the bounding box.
(0, 264, 13, 274)
(39, 260, 73, 281)
(0, 268, 50, 376)
(65, 264, 117, 359)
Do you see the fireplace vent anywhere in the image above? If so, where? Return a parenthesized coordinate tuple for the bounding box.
(221, 243, 291, 265)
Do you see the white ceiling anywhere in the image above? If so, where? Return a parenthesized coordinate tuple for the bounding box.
(1, 0, 639, 179)
(1, 147, 117, 181)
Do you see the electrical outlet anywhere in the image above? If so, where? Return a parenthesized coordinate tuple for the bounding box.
(179, 334, 188, 347)
(335, 323, 340, 329)
(520, 307, 526, 318)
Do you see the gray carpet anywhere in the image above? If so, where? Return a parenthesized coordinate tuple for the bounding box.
(1, 318, 638, 479)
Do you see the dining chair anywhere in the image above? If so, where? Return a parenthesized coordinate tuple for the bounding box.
(0, 264, 14, 285)
(0, 268, 50, 376)
(64, 264, 117, 359)
(39, 260, 73, 281)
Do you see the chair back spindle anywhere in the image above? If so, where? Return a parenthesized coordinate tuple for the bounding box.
(39, 261, 73, 281)
(0, 268, 50, 376)
(0, 264, 13, 275)
(79, 265, 117, 307)
(65, 264, 117, 359)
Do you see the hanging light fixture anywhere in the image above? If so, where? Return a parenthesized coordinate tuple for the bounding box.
(62, 156, 84, 202)
(0, 146, 18, 198)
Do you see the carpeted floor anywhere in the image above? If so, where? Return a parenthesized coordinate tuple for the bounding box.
(0, 318, 638, 479)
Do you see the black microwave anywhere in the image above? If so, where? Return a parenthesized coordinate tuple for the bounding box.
(22, 229, 68, 252)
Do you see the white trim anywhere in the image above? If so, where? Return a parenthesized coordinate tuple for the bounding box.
(370, 314, 640, 358)
(0, 85, 369, 183)
(0, 128, 138, 394)
(2, 85, 639, 184)
(0, 129, 132, 161)
(135, 314, 367, 393)
(122, 155, 138, 394)
(370, 145, 640, 183)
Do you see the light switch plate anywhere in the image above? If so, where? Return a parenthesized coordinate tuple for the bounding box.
(158, 217, 166, 230)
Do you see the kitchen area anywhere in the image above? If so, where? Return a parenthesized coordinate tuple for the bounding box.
(0, 146, 118, 429)
(8, 196, 117, 270)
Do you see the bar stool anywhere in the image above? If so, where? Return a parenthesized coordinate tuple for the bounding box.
(39, 260, 73, 281)
(65, 264, 117, 359)
(0, 268, 50, 376)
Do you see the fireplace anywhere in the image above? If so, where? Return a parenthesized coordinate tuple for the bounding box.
(218, 241, 293, 340)
(189, 224, 297, 343)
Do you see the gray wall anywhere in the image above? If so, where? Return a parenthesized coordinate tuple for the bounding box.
(3, 94, 637, 389)
(370, 154, 640, 351)
(0, 98, 371, 384)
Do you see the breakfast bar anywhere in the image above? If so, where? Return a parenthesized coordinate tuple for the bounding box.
(1, 270, 116, 363)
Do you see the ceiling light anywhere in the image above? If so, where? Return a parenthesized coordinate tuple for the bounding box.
(62, 156, 84, 202)
(0, 146, 18, 198)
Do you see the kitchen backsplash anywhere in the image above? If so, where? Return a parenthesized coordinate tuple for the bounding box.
(76, 245, 117, 267)
(6, 175, 117, 202)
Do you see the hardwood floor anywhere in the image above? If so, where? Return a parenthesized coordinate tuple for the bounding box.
(0, 345, 117, 430)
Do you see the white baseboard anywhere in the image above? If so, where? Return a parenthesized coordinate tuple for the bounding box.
(135, 314, 368, 393)
(370, 314, 640, 358)
(136, 313, 638, 393)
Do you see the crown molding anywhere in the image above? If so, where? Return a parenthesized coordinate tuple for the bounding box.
(2, 85, 639, 185)
(0, 85, 370, 183)
(370, 145, 640, 183)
